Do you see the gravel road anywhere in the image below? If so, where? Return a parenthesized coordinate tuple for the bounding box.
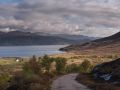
(51, 73, 91, 90)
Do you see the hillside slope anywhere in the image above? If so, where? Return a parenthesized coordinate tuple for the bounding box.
(60, 32, 120, 55)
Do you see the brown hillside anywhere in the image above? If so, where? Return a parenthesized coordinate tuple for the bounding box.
(60, 32, 120, 55)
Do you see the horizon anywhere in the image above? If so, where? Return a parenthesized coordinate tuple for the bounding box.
(0, 0, 120, 37)
(0, 30, 119, 38)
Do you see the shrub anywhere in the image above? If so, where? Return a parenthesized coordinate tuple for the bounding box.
(20, 55, 51, 90)
(5, 55, 52, 90)
(40, 55, 54, 72)
(55, 57, 67, 74)
(79, 60, 92, 73)
(65, 64, 80, 73)
(0, 73, 10, 89)
(23, 55, 41, 76)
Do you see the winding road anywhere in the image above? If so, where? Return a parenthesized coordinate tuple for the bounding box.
(51, 73, 91, 90)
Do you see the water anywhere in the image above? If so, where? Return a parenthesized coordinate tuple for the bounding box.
(0, 45, 67, 57)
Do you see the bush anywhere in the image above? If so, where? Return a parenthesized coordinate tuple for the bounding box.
(79, 60, 92, 73)
(40, 55, 54, 72)
(55, 57, 67, 74)
(19, 55, 51, 90)
(23, 55, 41, 76)
(0, 73, 10, 89)
(65, 64, 80, 73)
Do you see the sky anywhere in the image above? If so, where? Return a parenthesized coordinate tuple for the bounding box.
(0, 0, 120, 37)
(0, 0, 21, 4)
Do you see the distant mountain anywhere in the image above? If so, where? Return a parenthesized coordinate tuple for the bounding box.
(0, 31, 96, 46)
(60, 32, 120, 55)
(52, 34, 98, 43)
(56, 34, 97, 40)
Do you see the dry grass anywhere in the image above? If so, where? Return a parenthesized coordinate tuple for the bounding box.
(0, 53, 119, 90)
(50, 53, 118, 65)
(0, 57, 53, 90)
(0, 58, 30, 76)
(0, 53, 118, 76)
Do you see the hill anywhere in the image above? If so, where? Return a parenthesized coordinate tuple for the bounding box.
(60, 32, 120, 55)
(0, 31, 96, 46)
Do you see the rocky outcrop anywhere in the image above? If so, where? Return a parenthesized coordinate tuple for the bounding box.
(92, 58, 120, 85)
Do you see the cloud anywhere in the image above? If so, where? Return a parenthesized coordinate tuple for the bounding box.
(0, 0, 120, 37)
(78, 27, 120, 37)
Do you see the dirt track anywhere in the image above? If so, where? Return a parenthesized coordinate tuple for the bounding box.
(51, 73, 91, 90)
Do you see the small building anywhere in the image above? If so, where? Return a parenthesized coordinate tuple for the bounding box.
(16, 59, 20, 62)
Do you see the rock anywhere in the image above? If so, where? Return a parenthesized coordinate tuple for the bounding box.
(92, 58, 120, 84)
(100, 74, 112, 81)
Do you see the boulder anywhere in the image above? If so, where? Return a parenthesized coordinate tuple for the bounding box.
(92, 58, 120, 85)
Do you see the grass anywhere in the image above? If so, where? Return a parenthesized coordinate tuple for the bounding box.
(51, 53, 119, 65)
(0, 56, 53, 90)
(0, 53, 119, 90)
(0, 58, 26, 76)
(1, 56, 92, 90)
